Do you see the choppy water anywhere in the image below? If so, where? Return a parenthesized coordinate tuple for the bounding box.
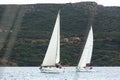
(0, 67, 120, 80)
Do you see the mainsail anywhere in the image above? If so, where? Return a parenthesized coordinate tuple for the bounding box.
(42, 11, 60, 66)
(78, 26, 93, 68)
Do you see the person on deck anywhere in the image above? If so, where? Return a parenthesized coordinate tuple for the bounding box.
(55, 63, 62, 69)
(40, 64, 42, 69)
(85, 63, 92, 69)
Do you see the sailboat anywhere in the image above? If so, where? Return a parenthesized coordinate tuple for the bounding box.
(76, 26, 93, 72)
(40, 11, 64, 73)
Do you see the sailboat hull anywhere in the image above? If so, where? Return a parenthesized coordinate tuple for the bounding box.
(40, 67, 64, 73)
(76, 67, 94, 72)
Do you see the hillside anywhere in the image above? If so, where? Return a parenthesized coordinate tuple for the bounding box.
(0, 2, 120, 66)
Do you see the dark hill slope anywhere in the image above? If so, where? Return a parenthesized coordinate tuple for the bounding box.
(0, 2, 120, 66)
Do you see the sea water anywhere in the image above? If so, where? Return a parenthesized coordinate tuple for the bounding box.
(0, 67, 120, 80)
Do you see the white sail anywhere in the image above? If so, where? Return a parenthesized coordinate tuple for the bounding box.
(78, 26, 93, 69)
(42, 11, 60, 66)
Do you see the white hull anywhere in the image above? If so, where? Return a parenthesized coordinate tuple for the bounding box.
(76, 67, 94, 72)
(40, 67, 64, 73)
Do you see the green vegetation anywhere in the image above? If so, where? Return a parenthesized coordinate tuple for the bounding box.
(0, 2, 120, 66)
(0, 6, 5, 21)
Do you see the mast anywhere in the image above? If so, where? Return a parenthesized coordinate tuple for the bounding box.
(56, 10, 60, 64)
